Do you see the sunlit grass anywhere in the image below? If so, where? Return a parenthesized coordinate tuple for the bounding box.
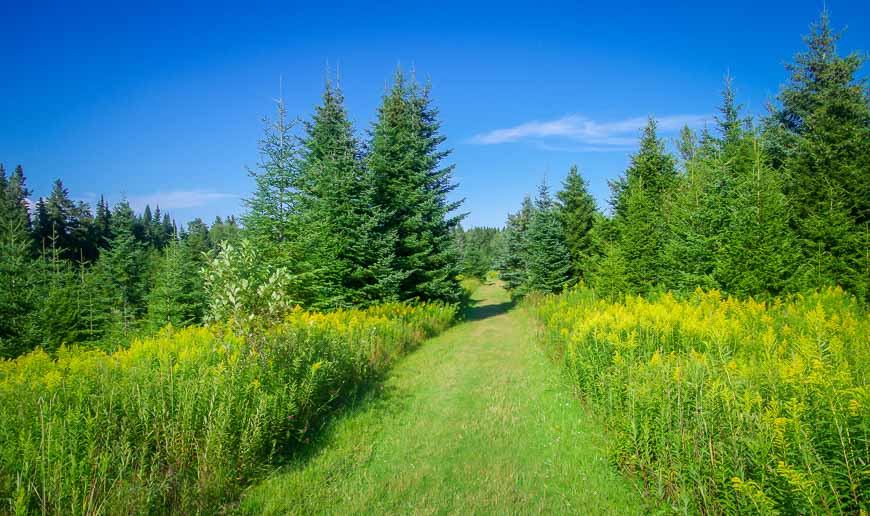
(239, 282, 641, 514)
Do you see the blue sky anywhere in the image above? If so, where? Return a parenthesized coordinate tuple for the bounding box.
(2, 1, 869, 228)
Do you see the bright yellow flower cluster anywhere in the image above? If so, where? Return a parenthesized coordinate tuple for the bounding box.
(0, 299, 456, 514)
(529, 286, 869, 514)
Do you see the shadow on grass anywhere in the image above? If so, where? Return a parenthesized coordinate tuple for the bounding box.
(463, 300, 514, 322)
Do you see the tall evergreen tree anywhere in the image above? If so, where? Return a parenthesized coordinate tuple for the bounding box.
(765, 11, 870, 299)
(299, 76, 402, 306)
(611, 118, 677, 293)
(367, 70, 463, 302)
(556, 165, 597, 281)
(0, 206, 37, 357)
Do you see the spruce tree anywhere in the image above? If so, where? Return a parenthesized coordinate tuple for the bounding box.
(765, 11, 870, 299)
(297, 76, 399, 306)
(0, 209, 37, 357)
(715, 137, 799, 297)
(367, 70, 463, 302)
(556, 165, 597, 281)
(525, 181, 572, 294)
(498, 196, 533, 292)
(611, 118, 677, 293)
(146, 237, 204, 330)
(95, 200, 147, 335)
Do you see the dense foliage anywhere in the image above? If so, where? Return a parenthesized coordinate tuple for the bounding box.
(499, 13, 868, 303)
(530, 287, 869, 513)
(453, 225, 502, 279)
(510, 12, 870, 512)
(0, 68, 462, 359)
(0, 301, 455, 513)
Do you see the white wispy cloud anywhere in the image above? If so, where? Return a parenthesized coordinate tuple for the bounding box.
(469, 113, 709, 149)
(127, 190, 239, 211)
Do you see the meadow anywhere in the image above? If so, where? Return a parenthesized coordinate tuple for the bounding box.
(529, 287, 870, 514)
(0, 301, 455, 514)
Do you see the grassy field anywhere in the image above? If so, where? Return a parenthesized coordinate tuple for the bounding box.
(239, 281, 641, 514)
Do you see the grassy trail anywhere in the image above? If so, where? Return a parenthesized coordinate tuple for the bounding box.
(239, 282, 641, 514)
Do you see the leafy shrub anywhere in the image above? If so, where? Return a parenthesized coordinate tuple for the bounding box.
(529, 287, 869, 514)
(0, 301, 455, 514)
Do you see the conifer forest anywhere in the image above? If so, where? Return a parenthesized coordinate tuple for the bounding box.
(1, 7, 868, 515)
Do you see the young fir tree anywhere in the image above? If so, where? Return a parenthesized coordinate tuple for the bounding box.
(498, 196, 533, 293)
(35, 235, 87, 350)
(367, 70, 463, 302)
(0, 197, 38, 357)
(661, 125, 719, 291)
(765, 11, 870, 299)
(611, 118, 677, 293)
(587, 214, 629, 300)
(36, 179, 77, 258)
(94, 200, 147, 335)
(525, 181, 572, 294)
(556, 164, 597, 282)
(243, 97, 304, 254)
(146, 237, 204, 330)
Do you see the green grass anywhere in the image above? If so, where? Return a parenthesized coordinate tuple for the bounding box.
(238, 282, 642, 514)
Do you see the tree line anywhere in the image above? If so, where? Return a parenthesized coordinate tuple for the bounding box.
(0, 68, 463, 358)
(0, 167, 242, 357)
(498, 13, 869, 303)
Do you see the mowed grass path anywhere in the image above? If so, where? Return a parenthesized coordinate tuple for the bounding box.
(239, 282, 642, 514)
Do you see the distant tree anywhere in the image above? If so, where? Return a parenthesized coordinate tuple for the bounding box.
(0, 164, 32, 233)
(525, 181, 572, 294)
(209, 215, 242, 248)
(93, 195, 112, 249)
(455, 226, 502, 279)
(498, 196, 533, 292)
(146, 237, 205, 330)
